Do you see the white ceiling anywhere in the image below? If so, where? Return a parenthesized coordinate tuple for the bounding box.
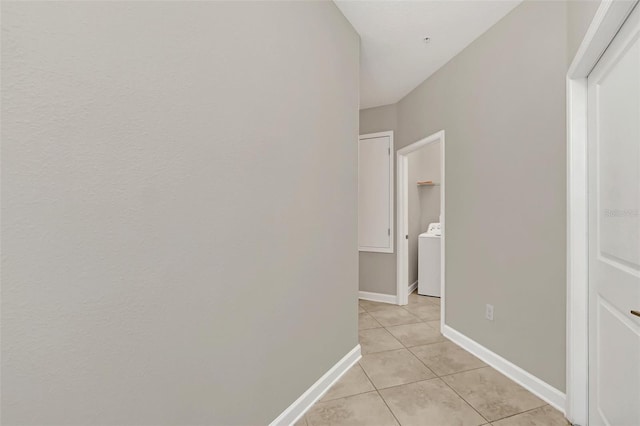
(334, 0, 523, 109)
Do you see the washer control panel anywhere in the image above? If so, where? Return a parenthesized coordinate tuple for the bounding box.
(426, 222, 441, 236)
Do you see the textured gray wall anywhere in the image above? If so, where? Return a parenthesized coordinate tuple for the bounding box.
(359, 104, 398, 295)
(1, 2, 359, 424)
(397, 0, 569, 391)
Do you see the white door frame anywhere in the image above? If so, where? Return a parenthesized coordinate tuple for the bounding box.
(396, 130, 445, 326)
(566, 1, 638, 424)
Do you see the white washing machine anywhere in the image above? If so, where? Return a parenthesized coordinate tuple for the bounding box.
(418, 223, 441, 297)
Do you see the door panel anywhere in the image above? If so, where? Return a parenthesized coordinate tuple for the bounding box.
(358, 135, 392, 252)
(588, 3, 640, 426)
(596, 298, 640, 425)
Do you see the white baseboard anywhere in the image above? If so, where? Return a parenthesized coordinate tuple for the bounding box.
(269, 344, 362, 426)
(442, 325, 566, 413)
(358, 291, 397, 305)
(408, 280, 418, 294)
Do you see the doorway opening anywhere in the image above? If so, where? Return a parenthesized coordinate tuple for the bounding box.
(396, 130, 445, 331)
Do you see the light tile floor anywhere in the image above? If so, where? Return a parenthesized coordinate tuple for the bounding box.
(296, 291, 569, 426)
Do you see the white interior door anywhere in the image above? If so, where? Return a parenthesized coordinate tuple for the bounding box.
(358, 133, 393, 253)
(588, 4, 640, 425)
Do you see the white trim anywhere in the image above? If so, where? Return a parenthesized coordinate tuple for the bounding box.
(566, 2, 638, 425)
(568, 1, 638, 78)
(408, 280, 418, 295)
(358, 131, 394, 254)
(396, 130, 445, 342)
(566, 75, 589, 426)
(359, 131, 394, 140)
(443, 325, 566, 413)
(269, 345, 362, 426)
(397, 153, 409, 304)
(358, 291, 397, 305)
(440, 132, 446, 331)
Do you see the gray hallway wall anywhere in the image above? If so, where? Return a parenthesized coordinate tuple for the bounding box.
(397, 0, 569, 392)
(359, 104, 398, 295)
(359, 0, 601, 392)
(1, 2, 359, 424)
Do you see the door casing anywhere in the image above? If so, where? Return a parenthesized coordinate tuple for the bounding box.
(566, 1, 639, 424)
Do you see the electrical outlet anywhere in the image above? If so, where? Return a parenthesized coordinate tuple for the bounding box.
(485, 304, 494, 321)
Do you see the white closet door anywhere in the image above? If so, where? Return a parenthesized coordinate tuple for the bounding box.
(587, 3, 640, 425)
(358, 132, 393, 253)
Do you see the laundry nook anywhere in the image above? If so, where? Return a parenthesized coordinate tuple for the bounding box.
(406, 140, 442, 300)
(419, 222, 441, 297)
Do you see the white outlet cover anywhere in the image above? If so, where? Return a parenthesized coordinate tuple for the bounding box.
(485, 304, 494, 321)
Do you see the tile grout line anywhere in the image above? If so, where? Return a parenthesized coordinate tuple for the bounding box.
(361, 330, 441, 358)
(319, 388, 377, 403)
(393, 307, 491, 424)
(369, 296, 490, 425)
(366, 309, 448, 395)
(357, 358, 404, 426)
(363, 297, 475, 373)
(438, 372, 491, 424)
(401, 340, 488, 379)
(376, 388, 403, 426)
(359, 297, 554, 425)
(384, 324, 439, 378)
(362, 295, 493, 425)
(371, 375, 443, 393)
(360, 303, 440, 426)
(382, 315, 548, 426)
(435, 365, 492, 379)
(486, 403, 554, 424)
(309, 382, 551, 426)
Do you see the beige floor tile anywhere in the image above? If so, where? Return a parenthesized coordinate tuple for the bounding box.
(359, 328, 404, 354)
(359, 348, 435, 389)
(408, 292, 428, 304)
(491, 405, 569, 426)
(359, 312, 382, 330)
(379, 378, 486, 426)
(442, 367, 545, 422)
(424, 296, 441, 305)
(294, 416, 308, 426)
(426, 320, 441, 330)
(403, 303, 441, 321)
(321, 364, 375, 401)
(408, 292, 440, 306)
(359, 299, 395, 312)
(385, 322, 446, 347)
(410, 341, 486, 376)
(306, 391, 399, 426)
(368, 306, 422, 327)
